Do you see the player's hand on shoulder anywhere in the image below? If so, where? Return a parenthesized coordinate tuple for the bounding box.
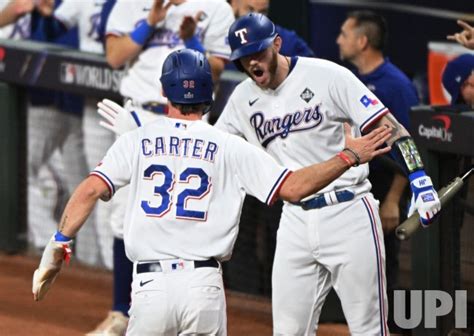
(97, 99, 141, 136)
(32, 233, 72, 301)
(342, 123, 391, 166)
(408, 171, 441, 227)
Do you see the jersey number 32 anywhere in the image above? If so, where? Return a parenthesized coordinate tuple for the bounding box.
(141, 164, 211, 221)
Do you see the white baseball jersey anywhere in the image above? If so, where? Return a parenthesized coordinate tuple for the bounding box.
(92, 117, 290, 262)
(0, 1, 30, 40)
(216, 57, 389, 196)
(54, 0, 106, 53)
(106, 0, 234, 104)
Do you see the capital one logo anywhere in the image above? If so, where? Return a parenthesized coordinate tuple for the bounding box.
(394, 290, 467, 329)
(234, 28, 248, 44)
(418, 114, 453, 142)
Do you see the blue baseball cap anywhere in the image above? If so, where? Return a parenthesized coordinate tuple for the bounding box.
(442, 54, 474, 104)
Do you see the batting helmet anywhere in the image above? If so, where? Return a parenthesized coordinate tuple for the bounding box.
(160, 49, 213, 105)
(228, 13, 277, 62)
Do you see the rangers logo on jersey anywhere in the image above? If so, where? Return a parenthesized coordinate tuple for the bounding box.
(250, 103, 323, 147)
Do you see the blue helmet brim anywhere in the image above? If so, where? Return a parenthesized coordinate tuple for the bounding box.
(229, 34, 277, 61)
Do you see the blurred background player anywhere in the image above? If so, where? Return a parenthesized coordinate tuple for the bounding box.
(35, 0, 116, 273)
(442, 53, 474, 108)
(336, 10, 419, 335)
(89, 0, 234, 334)
(0, 0, 99, 264)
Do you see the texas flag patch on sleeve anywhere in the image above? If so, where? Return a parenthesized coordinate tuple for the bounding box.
(359, 95, 380, 108)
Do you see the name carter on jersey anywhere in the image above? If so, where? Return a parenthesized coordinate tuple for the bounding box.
(250, 103, 323, 147)
(141, 136, 219, 162)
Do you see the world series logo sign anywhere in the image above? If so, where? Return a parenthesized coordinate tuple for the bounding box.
(59, 61, 124, 92)
(60, 63, 76, 84)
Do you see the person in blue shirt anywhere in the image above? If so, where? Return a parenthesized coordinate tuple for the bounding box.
(337, 10, 419, 335)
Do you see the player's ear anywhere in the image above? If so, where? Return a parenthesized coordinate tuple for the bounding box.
(359, 34, 369, 51)
(273, 35, 282, 52)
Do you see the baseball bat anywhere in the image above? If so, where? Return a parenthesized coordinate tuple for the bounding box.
(395, 166, 474, 241)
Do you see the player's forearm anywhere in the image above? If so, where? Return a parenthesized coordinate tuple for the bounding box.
(372, 113, 424, 176)
(0, 1, 24, 27)
(373, 113, 410, 146)
(106, 35, 143, 69)
(279, 156, 350, 203)
(0, 11, 16, 27)
(57, 176, 108, 238)
(385, 173, 408, 204)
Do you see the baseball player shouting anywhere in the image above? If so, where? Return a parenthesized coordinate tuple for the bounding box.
(215, 14, 441, 336)
(32, 49, 392, 335)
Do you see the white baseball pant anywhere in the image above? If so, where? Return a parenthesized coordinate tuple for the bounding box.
(127, 259, 226, 335)
(272, 193, 388, 336)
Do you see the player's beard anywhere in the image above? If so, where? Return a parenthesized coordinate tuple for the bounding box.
(252, 49, 279, 89)
(267, 49, 278, 84)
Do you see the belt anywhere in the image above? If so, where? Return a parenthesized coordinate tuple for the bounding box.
(298, 189, 355, 210)
(137, 259, 219, 274)
(141, 101, 167, 114)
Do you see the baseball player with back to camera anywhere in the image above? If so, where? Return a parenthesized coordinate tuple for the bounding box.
(32, 48, 392, 335)
(0, 0, 102, 265)
(100, 0, 234, 333)
(35, 0, 117, 271)
(215, 14, 441, 335)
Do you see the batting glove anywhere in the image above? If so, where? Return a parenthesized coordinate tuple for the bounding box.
(32, 232, 72, 301)
(408, 170, 441, 227)
(97, 99, 141, 136)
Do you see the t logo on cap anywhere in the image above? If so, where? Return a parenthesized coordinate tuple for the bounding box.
(235, 28, 248, 44)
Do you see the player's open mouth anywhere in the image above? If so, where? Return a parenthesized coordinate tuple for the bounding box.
(252, 69, 264, 78)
